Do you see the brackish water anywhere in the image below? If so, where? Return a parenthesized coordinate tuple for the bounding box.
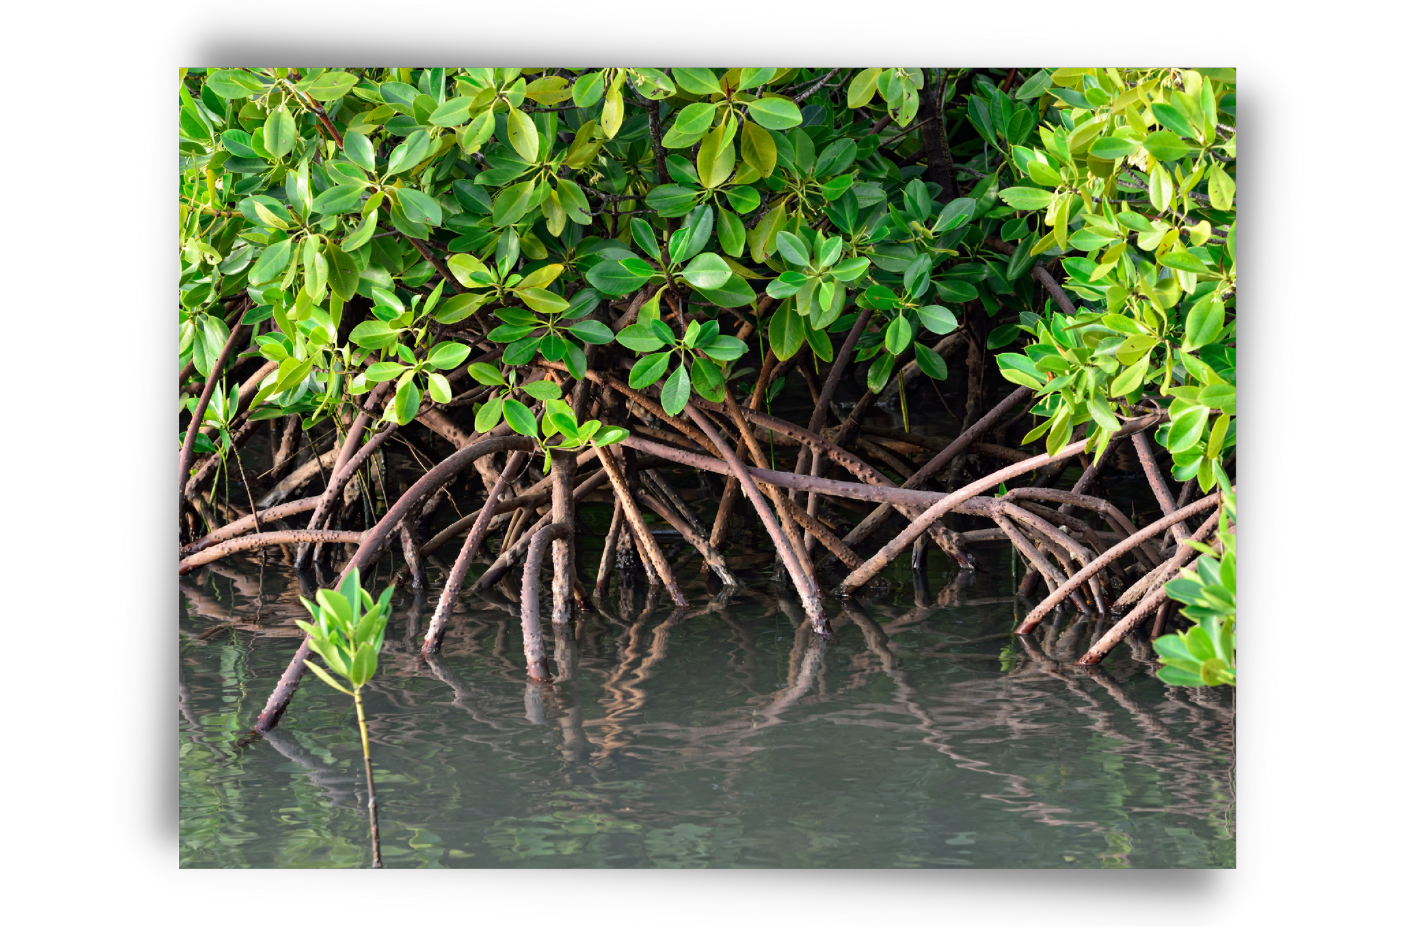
(179, 535, 1235, 869)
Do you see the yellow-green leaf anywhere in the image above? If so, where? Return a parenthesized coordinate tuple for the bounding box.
(601, 83, 624, 139)
(1207, 163, 1234, 211)
(506, 106, 540, 163)
(847, 68, 881, 108)
(697, 116, 737, 189)
(740, 119, 777, 179)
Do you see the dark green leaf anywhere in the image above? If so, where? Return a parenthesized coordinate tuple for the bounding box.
(915, 344, 948, 380)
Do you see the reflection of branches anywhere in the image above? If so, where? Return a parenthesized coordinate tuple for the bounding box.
(262, 726, 359, 811)
(184, 551, 1233, 857)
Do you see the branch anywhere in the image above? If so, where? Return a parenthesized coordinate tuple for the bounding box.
(790, 67, 843, 103)
(1014, 491, 1223, 634)
(178, 322, 246, 506)
(836, 414, 1166, 595)
(983, 235, 1077, 314)
(422, 449, 530, 654)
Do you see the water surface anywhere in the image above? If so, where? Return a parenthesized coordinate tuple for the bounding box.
(179, 537, 1234, 869)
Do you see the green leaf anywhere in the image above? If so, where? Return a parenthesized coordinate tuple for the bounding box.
(311, 184, 363, 215)
(396, 187, 442, 227)
(349, 319, 400, 350)
(1088, 395, 1121, 431)
(302, 70, 357, 102)
(435, 293, 486, 324)
(847, 68, 880, 108)
(933, 280, 978, 303)
(468, 362, 507, 387)
(556, 178, 593, 225)
(986, 324, 1020, 350)
(690, 356, 726, 402)
(1184, 294, 1225, 349)
(884, 315, 912, 355)
(699, 335, 748, 363)
(1144, 130, 1194, 162)
(673, 101, 719, 136)
(1045, 408, 1073, 457)
(646, 184, 699, 217)
(364, 362, 408, 383)
(745, 97, 802, 130)
(660, 364, 691, 415)
(718, 207, 746, 257)
(520, 379, 562, 401)
(502, 398, 537, 436)
(1109, 354, 1150, 397)
(390, 378, 422, 425)
(866, 352, 895, 393)
(573, 72, 606, 107)
(264, 106, 296, 159)
(629, 351, 672, 389)
(1165, 405, 1209, 454)
(802, 323, 833, 362)
(681, 252, 732, 290)
(386, 129, 432, 175)
(1155, 664, 1206, 687)
(326, 243, 360, 303)
(248, 238, 294, 286)
(1150, 102, 1196, 139)
(475, 395, 504, 432)
(740, 119, 777, 178)
(1027, 160, 1062, 186)
(774, 231, 810, 267)
(1159, 251, 1208, 274)
(427, 372, 453, 404)
(768, 307, 804, 360)
(769, 269, 803, 298)
(1198, 382, 1236, 413)
(1006, 108, 1037, 144)
(518, 287, 570, 314)
(220, 129, 259, 158)
(934, 197, 976, 233)
(593, 425, 629, 447)
(545, 409, 578, 439)
(998, 187, 1053, 211)
(697, 274, 758, 307)
(915, 344, 948, 380)
(350, 643, 378, 687)
(491, 180, 537, 227)
(303, 660, 354, 695)
(429, 95, 476, 127)
(830, 256, 871, 282)
(916, 306, 961, 334)
(673, 68, 722, 97)
(1088, 135, 1141, 160)
(996, 353, 1044, 390)
(428, 341, 472, 370)
(617, 323, 671, 353)
(737, 68, 777, 91)
(697, 117, 737, 189)
(1207, 163, 1235, 211)
(567, 320, 614, 345)
(506, 106, 541, 162)
(588, 260, 649, 297)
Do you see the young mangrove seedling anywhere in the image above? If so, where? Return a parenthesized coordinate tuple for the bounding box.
(294, 568, 395, 868)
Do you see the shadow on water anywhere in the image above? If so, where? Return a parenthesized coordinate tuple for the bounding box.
(178, 541, 1234, 869)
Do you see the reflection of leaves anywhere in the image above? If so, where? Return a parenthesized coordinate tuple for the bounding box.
(644, 822, 716, 868)
(485, 812, 643, 862)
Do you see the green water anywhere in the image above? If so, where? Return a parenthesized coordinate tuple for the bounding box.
(178, 538, 1234, 869)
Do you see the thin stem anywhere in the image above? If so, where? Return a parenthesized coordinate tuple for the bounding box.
(352, 688, 382, 869)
